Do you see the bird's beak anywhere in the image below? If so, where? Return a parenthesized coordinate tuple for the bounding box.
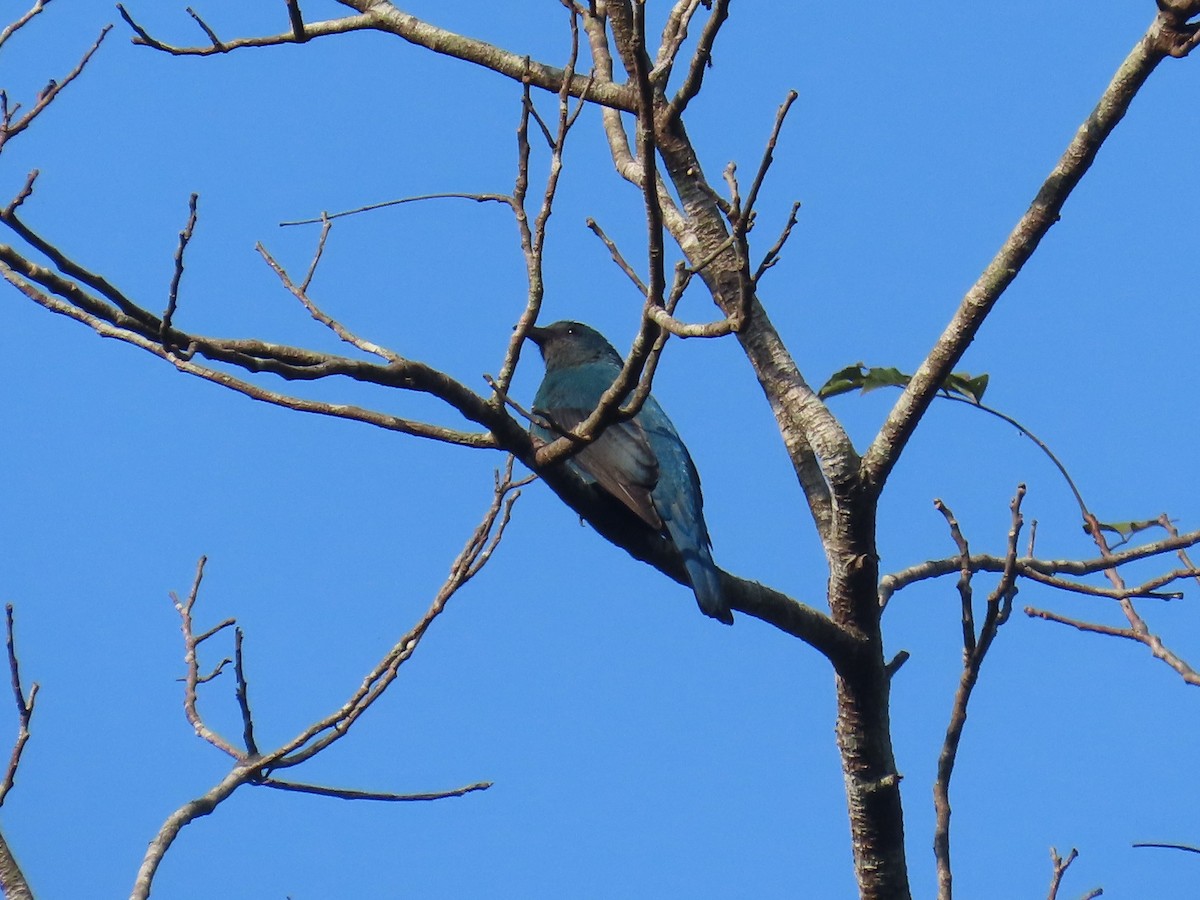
(526, 325, 548, 346)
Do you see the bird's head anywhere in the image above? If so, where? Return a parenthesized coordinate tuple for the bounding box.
(526, 320, 622, 370)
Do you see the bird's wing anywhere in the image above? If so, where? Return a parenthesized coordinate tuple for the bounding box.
(536, 405, 663, 532)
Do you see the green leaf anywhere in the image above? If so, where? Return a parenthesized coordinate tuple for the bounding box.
(1086, 518, 1160, 540)
(942, 372, 990, 404)
(817, 363, 869, 399)
(860, 366, 909, 394)
(820, 362, 991, 403)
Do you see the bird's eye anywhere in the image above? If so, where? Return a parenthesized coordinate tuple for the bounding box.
(566, 327, 574, 335)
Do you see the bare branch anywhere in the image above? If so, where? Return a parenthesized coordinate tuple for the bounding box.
(162, 193, 198, 344)
(532, 4, 677, 470)
(185, 6, 224, 50)
(1046, 846, 1101, 900)
(863, 7, 1200, 492)
(753, 200, 802, 284)
(0, 0, 50, 53)
(933, 488, 1025, 900)
(880, 526, 1200, 607)
(0, 247, 501, 448)
(1, 235, 835, 648)
(171, 557, 242, 759)
(1020, 565, 1194, 601)
(284, 0, 306, 42)
(0, 605, 36, 809)
(299, 214, 330, 293)
(134, 462, 528, 898)
(586, 216, 648, 294)
(934, 499, 976, 657)
(651, 0, 704, 86)
(233, 628, 258, 757)
(262, 458, 529, 768)
(132, 766, 246, 900)
(1025, 605, 1200, 685)
(279, 191, 516, 227)
(1132, 841, 1200, 854)
(0, 830, 32, 900)
(117, 4, 372, 55)
(493, 17, 593, 404)
(256, 240, 401, 364)
(0, 23, 111, 152)
(1, 170, 37, 219)
(667, 0, 731, 120)
(260, 778, 492, 803)
(737, 90, 798, 236)
(119, 1, 635, 111)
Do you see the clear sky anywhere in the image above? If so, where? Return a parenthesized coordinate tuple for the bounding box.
(2, 2, 1198, 898)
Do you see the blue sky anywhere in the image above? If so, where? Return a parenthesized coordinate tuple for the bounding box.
(2, 2, 1199, 897)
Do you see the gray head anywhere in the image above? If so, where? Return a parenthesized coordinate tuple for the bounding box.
(526, 321, 622, 370)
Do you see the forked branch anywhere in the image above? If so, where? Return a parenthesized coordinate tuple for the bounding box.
(0, 605, 36, 900)
(132, 461, 529, 900)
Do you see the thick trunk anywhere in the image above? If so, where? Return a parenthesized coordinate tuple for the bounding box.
(828, 502, 910, 900)
(834, 657, 910, 899)
(650, 110, 911, 900)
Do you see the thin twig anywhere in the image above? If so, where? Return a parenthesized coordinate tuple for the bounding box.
(1, 171, 37, 219)
(1046, 846, 1101, 900)
(260, 778, 492, 802)
(256, 242, 400, 363)
(0, 24, 112, 152)
(586, 217, 647, 294)
(0, 605, 36, 808)
(879, 527, 1200, 607)
(1061, 509, 1200, 685)
(933, 488, 1025, 900)
(934, 499, 976, 657)
(134, 463, 527, 898)
(185, 6, 224, 50)
(162, 193, 198, 344)
(0, 0, 50, 53)
(738, 90, 798, 235)
(666, 0, 730, 120)
(279, 192, 515, 227)
(1132, 841, 1200, 853)
(0, 250, 500, 447)
(300, 214, 331, 293)
(171, 556, 242, 759)
(234, 628, 258, 756)
(284, 0, 307, 41)
(753, 200, 801, 284)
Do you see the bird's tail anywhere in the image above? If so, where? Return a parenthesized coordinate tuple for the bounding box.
(681, 549, 733, 626)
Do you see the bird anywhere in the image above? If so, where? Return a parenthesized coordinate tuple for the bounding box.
(526, 320, 732, 624)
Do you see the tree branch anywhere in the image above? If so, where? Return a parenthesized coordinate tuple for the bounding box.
(933, 489, 1025, 900)
(0, 0, 49, 53)
(879, 527, 1200, 607)
(133, 461, 529, 898)
(259, 777, 492, 803)
(0, 22, 111, 153)
(118, 1, 636, 112)
(862, 6, 1200, 493)
(0, 606, 34, 900)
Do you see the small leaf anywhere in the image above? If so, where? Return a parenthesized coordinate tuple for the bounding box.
(1086, 518, 1160, 540)
(859, 366, 910, 394)
(820, 361, 991, 403)
(942, 372, 990, 404)
(818, 363, 868, 399)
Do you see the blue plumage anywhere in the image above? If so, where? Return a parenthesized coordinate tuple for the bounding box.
(527, 321, 731, 624)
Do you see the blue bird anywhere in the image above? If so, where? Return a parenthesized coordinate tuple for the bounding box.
(527, 321, 732, 624)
